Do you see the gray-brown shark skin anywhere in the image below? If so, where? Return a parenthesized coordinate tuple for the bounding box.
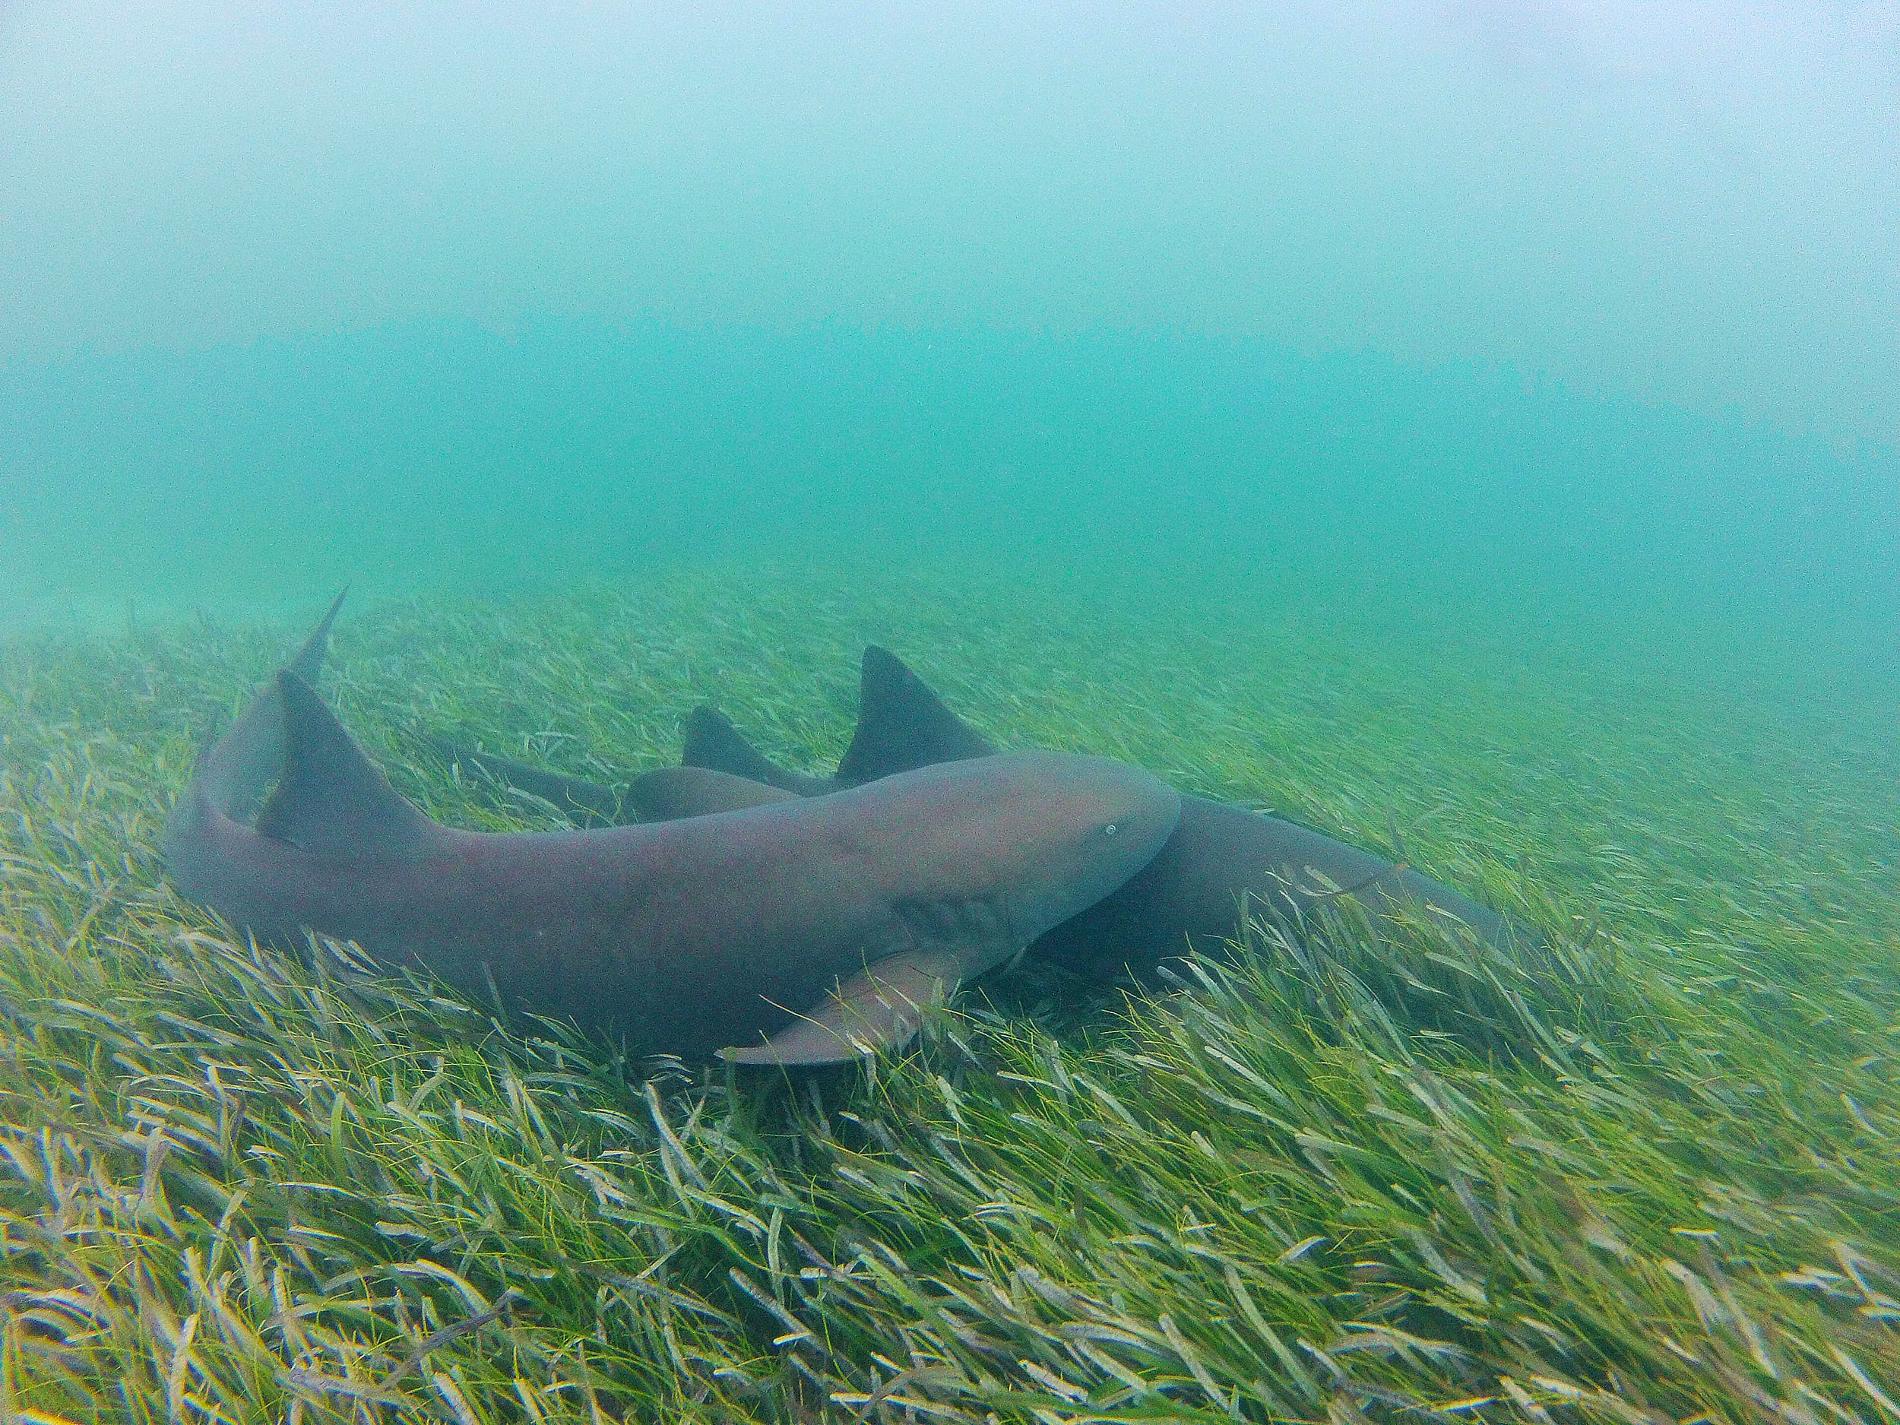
(686, 646, 1524, 976)
(427, 741, 795, 826)
(163, 625, 1180, 1065)
(622, 766, 797, 822)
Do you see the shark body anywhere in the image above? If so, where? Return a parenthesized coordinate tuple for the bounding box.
(163, 603, 1181, 1063)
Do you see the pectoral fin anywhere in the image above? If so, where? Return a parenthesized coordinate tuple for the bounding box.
(718, 945, 967, 1067)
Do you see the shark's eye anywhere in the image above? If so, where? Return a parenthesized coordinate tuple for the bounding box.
(1103, 822, 1120, 837)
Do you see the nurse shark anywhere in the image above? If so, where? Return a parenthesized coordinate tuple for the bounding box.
(162, 602, 1181, 1064)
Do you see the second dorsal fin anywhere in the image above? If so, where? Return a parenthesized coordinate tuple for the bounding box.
(256, 673, 439, 859)
(286, 586, 348, 684)
(680, 707, 832, 794)
(833, 646, 996, 787)
(624, 766, 797, 822)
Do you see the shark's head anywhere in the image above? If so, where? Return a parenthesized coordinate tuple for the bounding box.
(859, 750, 1181, 947)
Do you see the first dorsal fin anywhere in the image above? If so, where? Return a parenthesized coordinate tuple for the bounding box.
(833, 646, 997, 787)
(256, 672, 438, 858)
(680, 707, 832, 794)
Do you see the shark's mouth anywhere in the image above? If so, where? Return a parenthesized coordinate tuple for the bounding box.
(892, 892, 1020, 973)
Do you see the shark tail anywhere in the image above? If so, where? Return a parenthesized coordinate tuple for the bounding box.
(623, 766, 797, 822)
(166, 589, 349, 845)
(256, 672, 438, 857)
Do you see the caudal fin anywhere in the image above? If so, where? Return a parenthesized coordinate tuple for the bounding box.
(832, 646, 996, 786)
(174, 589, 349, 823)
(255, 673, 438, 858)
(287, 586, 348, 684)
(680, 707, 832, 794)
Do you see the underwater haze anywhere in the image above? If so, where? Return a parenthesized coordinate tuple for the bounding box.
(6, 6, 1900, 1418)
(3, 2, 1897, 650)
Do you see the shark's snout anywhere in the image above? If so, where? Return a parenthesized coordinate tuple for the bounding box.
(1090, 756, 1181, 867)
(1010, 754, 1181, 941)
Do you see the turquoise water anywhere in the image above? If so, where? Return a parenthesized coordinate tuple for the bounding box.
(5, 13, 1900, 1413)
(2, 4, 1895, 684)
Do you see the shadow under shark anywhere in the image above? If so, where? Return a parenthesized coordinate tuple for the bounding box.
(162, 600, 1181, 1065)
